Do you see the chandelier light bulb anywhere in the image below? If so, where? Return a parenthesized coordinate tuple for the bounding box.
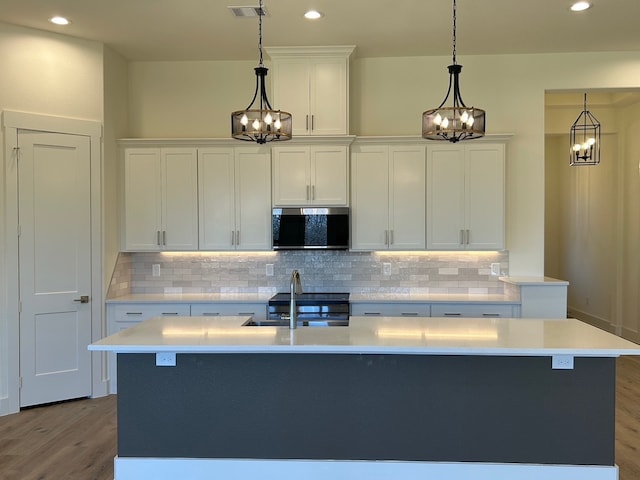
(467, 115, 474, 126)
(441, 117, 450, 129)
(460, 111, 469, 123)
(573, 144, 582, 152)
(240, 114, 248, 126)
(252, 119, 261, 130)
(274, 118, 282, 129)
(434, 113, 443, 126)
(587, 137, 596, 146)
(264, 113, 273, 125)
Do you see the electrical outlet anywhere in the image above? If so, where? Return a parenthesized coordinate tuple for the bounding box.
(490, 263, 501, 276)
(265, 264, 274, 276)
(156, 352, 176, 367)
(152, 264, 161, 277)
(383, 263, 391, 276)
(552, 355, 574, 370)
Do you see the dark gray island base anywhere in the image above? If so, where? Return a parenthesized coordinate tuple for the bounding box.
(118, 352, 615, 470)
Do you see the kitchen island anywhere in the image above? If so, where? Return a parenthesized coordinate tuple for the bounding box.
(90, 316, 640, 480)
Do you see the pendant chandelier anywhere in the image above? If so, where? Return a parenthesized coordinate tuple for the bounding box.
(422, 0, 485, 143)
(231, 0, 292, 144)
(570, 93, 600, 166)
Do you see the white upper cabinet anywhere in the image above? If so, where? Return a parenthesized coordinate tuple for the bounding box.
(198, 146, 271, 251)
(266, 46, 355, 136)
(427, 143, 505, 250)
(351, 143, 426, 251)
(123, 147, 198, 251)
(272, 145, 348, 206)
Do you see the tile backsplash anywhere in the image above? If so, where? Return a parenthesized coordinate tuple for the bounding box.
(107, 250, 509, 298)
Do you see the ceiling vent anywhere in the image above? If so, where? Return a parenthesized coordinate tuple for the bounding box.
(228, 6, 268, 17)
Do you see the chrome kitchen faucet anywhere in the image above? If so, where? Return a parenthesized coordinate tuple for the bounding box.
(289, 269, 303, 329)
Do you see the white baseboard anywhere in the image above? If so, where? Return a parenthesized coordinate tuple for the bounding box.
(114, 457, 618, 480)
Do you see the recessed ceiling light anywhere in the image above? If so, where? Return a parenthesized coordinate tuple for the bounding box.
(304, 10, 323, 20)
(49, 16, 71, 26)
(570, 2, 591, 12)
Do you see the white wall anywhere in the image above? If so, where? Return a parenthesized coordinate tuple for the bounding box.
(103, 47, 129, 296)
(0, 22, 104, 414)
(126, 51, 640, 276)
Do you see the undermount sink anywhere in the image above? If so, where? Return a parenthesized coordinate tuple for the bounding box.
(243, 319, 349, 327)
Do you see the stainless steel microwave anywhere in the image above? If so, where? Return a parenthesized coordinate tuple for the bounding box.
(272, 207, 349, 250)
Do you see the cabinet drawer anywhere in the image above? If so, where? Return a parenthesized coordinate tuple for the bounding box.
(351, 303, 430, 317)
(431, 304, 514, 318)
(111, 303, 190, 323)
(190, 303, 267, 320)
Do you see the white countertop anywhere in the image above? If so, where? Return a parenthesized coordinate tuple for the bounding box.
(107, 292, 519, 304)
(499, 276, 569, 286)
(106, 293, 273, 303)
(349, 293, 519, 303)
(89, 316, 640, 357)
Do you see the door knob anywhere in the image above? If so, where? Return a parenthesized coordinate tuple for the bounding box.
(73, 295, 90, 304)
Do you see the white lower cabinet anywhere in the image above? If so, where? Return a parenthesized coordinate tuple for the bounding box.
(431, 303, 516, 318)
(351, 303, 431, 317)
(190, 303, 267, 320)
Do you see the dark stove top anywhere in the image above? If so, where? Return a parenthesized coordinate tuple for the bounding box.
(269, 292, 350, 305)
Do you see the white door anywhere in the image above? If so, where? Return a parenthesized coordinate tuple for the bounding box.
(18, 131, 92, 407)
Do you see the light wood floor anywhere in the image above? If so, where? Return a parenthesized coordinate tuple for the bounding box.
(0, 356, 639, 480)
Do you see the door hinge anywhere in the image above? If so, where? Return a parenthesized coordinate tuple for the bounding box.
(18, 301, 22, 313)
(18, 377, 23, 389)
(17, 224, 21, 237)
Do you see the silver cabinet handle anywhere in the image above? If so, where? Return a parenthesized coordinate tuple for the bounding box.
(236, 230, 240, 245)
(157, 230, 161, 246)
(311, 185, 315, 201)
(200, 312, 220, 316)
(73, 295, 90, 304)
(384, 230, 389, 246)
(363, 312, 381, 316)
(482, 313, 501, 317)
(311, 115, 315, 131)
(306, 115, 309, 131)
(306, 185, 310, 201)
(459, 229, 464, 245)
(238, 312, 255, 316)
(161, 312, 179, 316)
(390, 230, 394, 245)
(401, 312, 419, 316)
(443, 312, 462, 316)
(231, 231, 235, 245)
(466, 229, 470, 245)
(125, 312, 143, 316)
(163, 230, 167, 246)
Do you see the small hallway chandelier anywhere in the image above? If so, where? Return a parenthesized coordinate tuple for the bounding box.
(570, 93, 600, 166)
(422, 0, 485, 142)
(231, 0, 292, 144)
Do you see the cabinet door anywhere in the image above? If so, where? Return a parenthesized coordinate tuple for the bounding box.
(191, 303, 267, 321)
(198, 148, 236, 250)
(426, 146, 466, 250)
(310, 146, 348, 205)
(272, 146, 310, 205)
(465, 144, 505, 250)
(388, 146, 426, 250)
(431, 303, 514, 318)
(235, 147, 272, 250)
(271, 59, 311, 136)
(162, 148, 199, 250)
(123, 148, 162, 251)
(309, 58, 348, 135)
(351, 146, 389, 250)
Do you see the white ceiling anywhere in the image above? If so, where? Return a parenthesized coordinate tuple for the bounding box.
(0, 0, 639, 61)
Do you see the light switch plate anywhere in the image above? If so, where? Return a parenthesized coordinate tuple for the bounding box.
(266, 264, 274, 276)
(383, 263, 391, 276)
(490, 263, 501, 276)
